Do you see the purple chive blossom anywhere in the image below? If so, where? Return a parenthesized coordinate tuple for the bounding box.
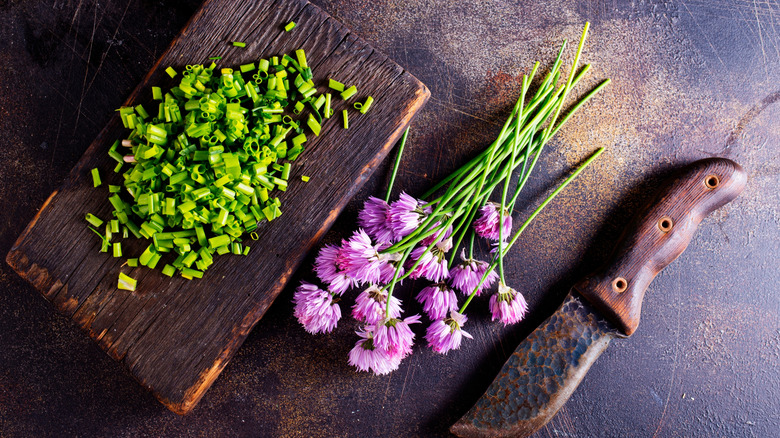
(348, 329, 401, 375)
(415, 283, 458, 320)
(388, 192, 429, 240)
(420, 222, 453, 247)
(489, 282, 528, 325)
(449, 249, 499, 296)
(408, 237, 452, 283)
(352, 285, 402, 324)
(425, 311, 473, 354)
(314, 244, 356, 295)
(338, 229, 400, 285)
(379, 260, 404, 284)
(293, 281, 342, 334)
(373, 314, 422, 360)
(473, 201, 512, 241)
(358, 196, 396, 244)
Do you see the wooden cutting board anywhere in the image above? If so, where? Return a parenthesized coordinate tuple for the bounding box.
(6, 0, 428, 414)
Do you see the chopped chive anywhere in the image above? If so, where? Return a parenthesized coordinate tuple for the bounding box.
(284, 21, 296, 31)
(91, 168, 102, 187)
(117, 272, 137, 291)
(232, 41, 246, 48)
(85, 213, 104, 228)
(328, 78, 345, 92)
(340, 85, 357, 100)
(161, 264, 176, 277)
(324, 93, 332, 119)
(295, 49, 308, 69)
(307, 114, 321, 136)
(208, 56, 222, 60)
(359, 96, 374, 114)
(342, 109, 349, 129)
(89, 49, 330, 288)
(301, 175, 310, 182)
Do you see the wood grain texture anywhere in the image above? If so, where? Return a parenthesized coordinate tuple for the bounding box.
(574, 158, 747, 336)
(5, 0, 429, 414)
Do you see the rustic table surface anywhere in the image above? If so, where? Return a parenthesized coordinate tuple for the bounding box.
(1, 0, 778, 437)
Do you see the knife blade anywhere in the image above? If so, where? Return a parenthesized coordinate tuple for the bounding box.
(451, 157, 747, 438)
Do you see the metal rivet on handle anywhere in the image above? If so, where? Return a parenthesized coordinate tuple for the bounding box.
(658, 216, 673, 233)
(612, 277, 628, 293)
(705, 174, 720, 189)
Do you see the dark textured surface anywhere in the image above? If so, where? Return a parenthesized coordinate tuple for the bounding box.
(452, 293, 617, 438)
(1, 0, 779, 437)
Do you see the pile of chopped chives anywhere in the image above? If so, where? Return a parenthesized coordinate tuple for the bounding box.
(86, 46, 377, 290)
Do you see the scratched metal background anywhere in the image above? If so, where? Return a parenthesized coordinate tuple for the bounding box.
(1, 0, 778, 437)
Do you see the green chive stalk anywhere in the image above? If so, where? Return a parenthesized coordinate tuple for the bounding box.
(382, 23, 608, 315)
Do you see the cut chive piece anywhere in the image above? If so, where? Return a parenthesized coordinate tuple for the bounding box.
(324, 93, 332, 118)
(295, 49, 308, 69)
(232, 41, 246, 48)
(85, 213, 104, 228)
(91, 168, 102, 187)
(342, 109, 349, 129)
(284, 21, 296, 32)
(240, 63, 256, 72)
(359, 96, 374, 114)
(161, 264, 176, 277)
(328, 78, 345, 92)
(307, 114, 321, 136)
(165, 66, 177, 78)
(126, 258, 138, 267)
(152, 87, 163, 100)
(208, 56, 222, 60)
(340, 85, 357, 100)
(117, 272, 137, 291)
(301, 175, 310, 182)
(113, 242, 122, 258)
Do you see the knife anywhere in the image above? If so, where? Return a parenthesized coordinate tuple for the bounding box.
(450, 157, 747, 438)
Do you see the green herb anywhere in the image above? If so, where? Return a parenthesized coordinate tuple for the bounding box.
(91, 168, 102, 187)
(88, 46, 332, 288)
(375, 23, 609, 318)
(359, 96, 374, 114)
(232, 41, 246, 47)
(328, 78, 345, 92)
(284, 21, 296, 32)
(85, 213, 103, 228)
(340, 85, 357, 100)
(117, 272, 137, 291)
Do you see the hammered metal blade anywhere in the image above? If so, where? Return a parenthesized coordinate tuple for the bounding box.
(451, 291, 618, 438)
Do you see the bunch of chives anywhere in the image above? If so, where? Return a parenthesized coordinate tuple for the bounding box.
(292, 23, 612, 375)
(379, 23, 609, 312)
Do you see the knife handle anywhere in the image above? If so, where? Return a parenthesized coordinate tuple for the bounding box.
(574, 158, 746, 336)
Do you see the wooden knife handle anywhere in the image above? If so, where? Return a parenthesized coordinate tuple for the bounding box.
(574, 158, 747, 336)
